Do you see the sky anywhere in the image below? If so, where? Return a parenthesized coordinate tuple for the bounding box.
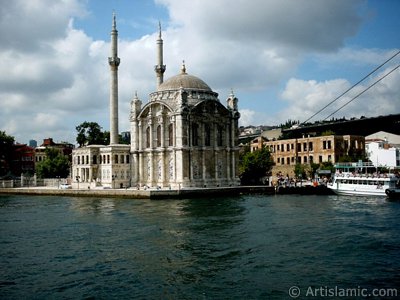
(0, 0, 399, 145)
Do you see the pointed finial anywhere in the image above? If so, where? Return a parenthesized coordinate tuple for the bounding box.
(134, 90, 138, 98)
(230, 88, 235, 97)
(181, 60, 186, 74)
(158, 21, 162, 39)
(112, 11, 116, 30)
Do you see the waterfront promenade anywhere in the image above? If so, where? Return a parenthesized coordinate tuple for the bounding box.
(0, 186, 275, 199)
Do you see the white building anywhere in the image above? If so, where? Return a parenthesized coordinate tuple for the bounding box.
(366, 139, 400, 168)
(72, 15, 240, 189)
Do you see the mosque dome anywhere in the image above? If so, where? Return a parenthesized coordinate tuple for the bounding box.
(157, 63, 212, 92)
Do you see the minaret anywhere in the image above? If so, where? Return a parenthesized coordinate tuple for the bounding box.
(108, 12, 120, 145)
(154, 21, 166, 88)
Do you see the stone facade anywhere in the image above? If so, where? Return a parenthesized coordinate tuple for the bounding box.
(72, 145, 131, 188)
(130, 66, 240, 188)
(71, 15, 240, 189)
(251, 134, 365, 177)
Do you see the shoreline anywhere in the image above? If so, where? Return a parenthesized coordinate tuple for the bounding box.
(0, 186, 275, 199)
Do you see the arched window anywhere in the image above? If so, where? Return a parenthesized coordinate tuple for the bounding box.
(217, 126, 223, 147)
(146, 126, 151, 148)
(156, 125, 161, 147)
(168, 123, 174, 146)
(192, 123, 199, 146)
(205, 124, 211, 146)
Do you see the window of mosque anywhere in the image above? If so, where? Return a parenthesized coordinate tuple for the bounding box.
(205, 124, 211, 146)
(217, 126, 223, 147)
(157, 125, 162, 147)
(115, 155, 118, 164)
(168, 123, 174, 146)
(121, 155, 124, 164)
(86, 155, 89, 164)
(126, 155, 130, 164)
(192, 123, 199, 146)
(107, 155, 110, 164)
(93, 155, 97, 164)
(146, 126, 151, 148)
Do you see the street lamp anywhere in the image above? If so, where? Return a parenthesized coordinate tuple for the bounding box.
(76, 175, 80, 189)
(112, 174, 117, 189)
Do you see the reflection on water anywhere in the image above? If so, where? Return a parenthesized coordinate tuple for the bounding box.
(0, 194, 399, 299)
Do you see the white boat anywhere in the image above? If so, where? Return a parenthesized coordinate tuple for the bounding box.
(327, 162, 399, 196)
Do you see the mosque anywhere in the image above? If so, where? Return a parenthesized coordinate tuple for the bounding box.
(72, 14, 240, 189)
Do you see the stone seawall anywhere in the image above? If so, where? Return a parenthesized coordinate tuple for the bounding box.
(0, 186, 275, 200)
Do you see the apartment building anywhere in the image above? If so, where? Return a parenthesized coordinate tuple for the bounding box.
(251, 135, 365, 177)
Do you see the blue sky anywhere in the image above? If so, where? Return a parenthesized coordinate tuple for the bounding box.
(0, 0, 399, 144)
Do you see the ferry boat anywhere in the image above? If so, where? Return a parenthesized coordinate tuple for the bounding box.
(327, 162, 399, 196)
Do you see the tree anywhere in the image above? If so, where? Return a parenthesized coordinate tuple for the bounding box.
(0, 131, 15, 176)
(321, 130, 335, 136)
(35, 148, 70, 178)
(76, 122, 109, 147)
(294, 163, 310, 179)
(320, 161, 334, 172)
(239, 146, 274, 185)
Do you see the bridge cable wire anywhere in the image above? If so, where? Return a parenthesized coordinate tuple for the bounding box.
(301, 50, 400, 125)
(322, 63, 400, 120)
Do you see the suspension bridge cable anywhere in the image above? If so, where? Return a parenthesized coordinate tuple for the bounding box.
(323, 64, 400, 120)
(301, 49, 400, 125)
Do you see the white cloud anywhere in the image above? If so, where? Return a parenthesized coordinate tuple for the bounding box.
(278, 65, 400, 123)
(1, 0, 397, 145)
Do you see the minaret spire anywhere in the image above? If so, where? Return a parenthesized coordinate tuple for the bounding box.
(108, 11, 120, 145)
(155, 21, 166, 88)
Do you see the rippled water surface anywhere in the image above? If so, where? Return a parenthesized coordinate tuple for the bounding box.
(0, 194, 399, 299)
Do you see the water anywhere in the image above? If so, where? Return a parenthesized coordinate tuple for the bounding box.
(0, 194, 399, 299)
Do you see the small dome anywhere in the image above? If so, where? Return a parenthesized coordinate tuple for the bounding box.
(158, 64, 212, 92)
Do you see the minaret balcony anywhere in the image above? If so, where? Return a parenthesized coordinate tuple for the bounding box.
(154, 64, 166, 74)
(108, 57, 120, 66)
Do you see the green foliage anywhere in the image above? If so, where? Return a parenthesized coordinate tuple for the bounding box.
(35, 148, 70, 178)
(239, 146, 274, 185)
(76, 121, 109, 147)
(119, 133, 130, 145)
(320, 161, 334, 172)
(310, 163, 320, 177)
(0, 131, 15, 176)
(294, 163, 310, 178)
(280, 119, 299, 129)
(321, 130, 335, 136)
